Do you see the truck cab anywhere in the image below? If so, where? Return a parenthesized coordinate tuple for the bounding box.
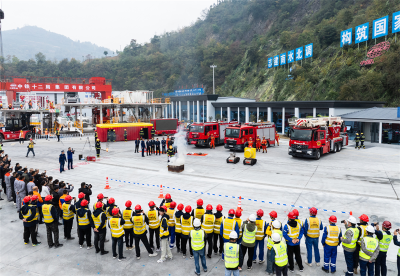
(188, 122, 230, 147)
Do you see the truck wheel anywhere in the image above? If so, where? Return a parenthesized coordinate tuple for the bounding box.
(162, 132, 166, 136)
(332, 144, 337, 153)
(243, 160, 246, 165)
(315, 150, 321, 160)
(267, 141, 270, 147)
(25, 132, 33, 140)
(0, 134, 3, 143)
(337, 143, 342, 152)
(226, 158, 230, 163)
(253, 159, 257, 165)
(234, 157, 240, 164)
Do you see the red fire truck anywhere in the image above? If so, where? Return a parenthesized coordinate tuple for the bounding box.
(188, 121, 232, 147)
(224, 122, 276, 151)
(288, 117, 348, 160)
(150, 118, 178, 136)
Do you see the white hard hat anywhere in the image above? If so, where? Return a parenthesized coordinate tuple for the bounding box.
(366, 225, 375, 234)
(347, 216, 357, 224)
(193, 218, 201, 227)
(229, 231, 238, 239)
(249, 214, 257, 222)
(272, 233, 281, 242)
(272, 220, 281, 229)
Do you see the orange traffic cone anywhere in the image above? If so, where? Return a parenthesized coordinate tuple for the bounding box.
(104, 177, 110, 189)
(158, 184, 164, 198)
(350, 211, 353, 215)
(236, 196, 243, 212)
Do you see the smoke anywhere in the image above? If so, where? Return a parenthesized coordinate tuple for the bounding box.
(169, 126, 188, 166)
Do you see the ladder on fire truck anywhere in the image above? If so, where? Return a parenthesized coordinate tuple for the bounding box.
(289, 117, 343, 128)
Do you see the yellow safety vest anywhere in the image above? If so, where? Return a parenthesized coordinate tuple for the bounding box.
(194, 208, 205, 220)
(42, 204, 54, 223)
(296, 218, 303, 228)
(325, 225, 340, 246)
(273, 241, 288, 267)
(78, 209, 90, 226)
(62, 203, 74, 220)
(214, 216, 224, 234)
(358, 225, 368, 245)
(160, 217, 170, 237)
(242, 224, 257, 244)
(165, 202, 171, 208)
(23, 206, 38, 222)
(255, 219, 265, 240)
(191, 229, 205, 250)
(147, 209, 160, 229)
(175, 214, 182, 233)
(133, 215, 146, 235)
(342, 227, 360, 249)
(105, 206, 113, 219)
(359, 237, 378, 260)
(181, 216, 193, 236)
(267, 229, 283, 249)
(29, 142, 34, 148)
(92, 212, 106, 229)
(286, 223, 300, 240)
(110, 217, 124, 238)
(224, 242, 239, 269)
(235, 218, 243, 238)
(398, 247, 400, 257)
(167, 208, 175, 227)
(123, 209, 134, 229)
(378, 234, 393, 252)
(222, 218, 237, 240)
(306, 217, 321, 238)
(201, 214, 215, 234)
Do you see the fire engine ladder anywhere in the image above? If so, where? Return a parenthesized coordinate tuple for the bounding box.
(294, 117, 343, 128)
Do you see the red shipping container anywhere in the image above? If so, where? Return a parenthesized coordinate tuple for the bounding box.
(95, 123, 154, 142)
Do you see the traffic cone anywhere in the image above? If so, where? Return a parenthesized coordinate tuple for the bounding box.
(158, 184, 164, 198)
(236, 196, 243, 212)
(350, 211, 353, 215)
(104, 177, 110, 189)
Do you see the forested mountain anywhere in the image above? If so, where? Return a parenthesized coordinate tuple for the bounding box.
(3, 0, 400, 106)
(3, 26, 113, 61)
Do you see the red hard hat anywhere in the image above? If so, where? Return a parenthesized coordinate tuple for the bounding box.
(78, 192, 85, 199)
(112, 207, 119, 216)
(31, 195, 38, 201)
(309, 207, 318, 216)
(329, 215, 337, 223)
(269, 211, 278, 219)
(80, 199, 88, 207)
(108, 197, 115, 204)
(23, 196, 31, 203)
(97, 193, 104, 200)
(257, 209, 264, 217)
(165, 193, 171, 200)
(197, 199, 203, 206)
(185, 205, 192, 213)
(359, 214, 369, 222)
(135, 204, 142, 211)
(382, 221, 391, 229)
(177, 203, 184, 211)
(170, 201, 177, 209)
(45, 195, 53, 201)
(65, 195, 72, 202)
(216, 204, 223, 211)
(235, 210, 242, 217)
(148, 201, 155, 207)
(125, 200, 132, 208)
(228, 209, 235, 215)
(160, 205, 167, 211)
(206, 204, 213, 211)
(96, 202, 103, 209)
(288, 211, 296, 219)
(292, 209, 299, 217)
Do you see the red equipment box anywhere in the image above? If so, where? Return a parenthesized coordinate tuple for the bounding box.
(87, 156, 96, 161)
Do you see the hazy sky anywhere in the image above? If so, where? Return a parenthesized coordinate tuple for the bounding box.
(2, 0, 217, 51)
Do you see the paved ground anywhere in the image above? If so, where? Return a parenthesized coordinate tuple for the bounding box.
(0, 136, 399, 276)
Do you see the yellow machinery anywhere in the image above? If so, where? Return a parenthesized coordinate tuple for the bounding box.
(243, 147, 257, 165)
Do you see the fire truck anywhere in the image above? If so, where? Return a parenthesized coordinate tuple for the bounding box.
(188, 121, 231, 147)
(150, 118, 178, 136)
(224, 122, 276, 151)
(288, 117, 348, 160)
(0, 111, 36, 142)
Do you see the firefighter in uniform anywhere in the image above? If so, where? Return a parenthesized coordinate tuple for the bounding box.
(148, 201, 161, 251)
(158, 205, 172, 263)
(201, 204, 215, 258)
(192, 199, 205, 220)
(374, 221, 393, 276)
(253, 209, 267, 264)
(175, 203, 184, 253)
(133, 204, 158, 259)
(247, 137, 254, 148)
(270, 232, 289, 276)
(275, 131, 280, 146)
(359, 226, 379, 276)
(256, 135, 261, 152)
(109, 207, 126, 261)
(210, 134, 215, 149)
(56, 128, 60, 142)
(221, 209, 239, 260)
(62, 195, 75, 240)
(123, 200, 135, 250)
(139, 128, 144, 139)
(92, 201, 108, 255)
(321, 215, 341, 273)
(8, 103, 12, 109)
(124, 129, 128, 141)
(283, 212, 304, 273)
(234, 210, 243, 244)
(304, 207, 323, 267)
(167, 145, 174, 162)
(151, 127, 156, 138)
(43, 195, 63, 248)
(224, 231, 242, 275)
(360, 132, 366, 149)
(261, 136, 268, 153)
(191, 218, 208, 275)
(355, 131, 361, 149)
(95, 130, 98, 141)
(167, 201, 177, 249)
(181, 205, 194, 258)
(341, 216, 360, 276)
(354, 214, 369, 274)
(213, 204, 224, 256)
(95, 139, 101, 157)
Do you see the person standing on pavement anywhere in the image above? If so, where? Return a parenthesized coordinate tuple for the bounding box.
(141, 139, 145, 157)
(241, 214, 257, 271)
(253, 209, 267, 264)
(146, 139, 151, 156)
(304, 207, 324, 267)
(109, 207, 126, 261)
(59, 151, 66, 173)
(139, 128, 144, 139)
(235, 210, 243, 245)
(20, 196, 41, 246)
(283, 212, 304, 273)
(265, 211, 281, 275)
(355, 131, 360, 149)
(167, 201, 177, 249)
(77, 199, 94, 249)
(16, 174, 27, 212)
(191, 218, 208, 275)
(62, 195, 75, 240)
(275, 131, 280, 146)
(221, 209, 240, 260)
(92, 201, 108, 255)
(135, 138, 140, 153)
(157, 206, 173, 263)
(373, 221, 393, 276)
(270, 233, 289, 276)
(26, 139, 35, 157)
(67, 147, 75, 170)
(355, 214, 370, 274)
(392, 229, 400, 276)
(19, 130, 24, 144)
(122, 200, 135, 250)
(132, 204, 158, 259)
(161, 137, 166, 154)
(42, 195, 63, 248)
(321, 215, 341, 273)
(359, 225, 379, 276)
(341, 216, 360, 276)
(167, 145, 174, 162)
(224, 231, 243, 276)
(95, 139, 101, 157)
(4, 168, 13, 201)
(181, 205, 194, 259)
(201, 204, 215, 259)
(56, 128, 60, 142)
(124, 129, 128, 142)
(175, 203, 184, 253)
(148, 201, 161, 252)
(213, 204, 224, 256)
(192, 199, 205, 220)
(360, 133, 366, 149)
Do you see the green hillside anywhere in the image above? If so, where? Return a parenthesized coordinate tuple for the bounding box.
(3, 0, 400, 106)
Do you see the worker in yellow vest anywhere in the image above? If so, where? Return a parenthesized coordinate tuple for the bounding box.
(221, 209, 239, 260)
(132, 204, 158, 259)
(147, 201, 161, 252)
(92, 201, 108, 255)
(20, 196, 41, 246)
(160, 193, 172, 208)
(224, 231, 243, 276)
(354, 214, 370, 274)
(374, 221, 393, 276)
(392, 229, 400, 276)
(93, 193, 106, 211)
(341, 216, 360, 276)
(191, 218, 208, 275)
(253, 209, 267, 264)
(77, 199, 94, 249)
(292, 209, 303, 228)
(283, 212, 304, 273)
(321, 215, 342, 273)
(269, 233, 289, 276)
(175, 203, 185, 253)
(359, 225, 379, 276)
(304, 207, 323, 267)
(105, 197, 118, 221)
(167, 201, 177, 249)
(123, 200, 135, 250)
(241, 214, 257, 270)
(235, 210, 243, 244)
(62, 195, 76, 240)
(213, 204, 224, 256)
(201, 204, 215, 259)
(181, 205, 194, 258)
(108, 207, 126, 261)
(266, 219, 283, 275)
(157, 206, 172, 263)
(43, 195, 63, 248)
(192, 199, 205, 220)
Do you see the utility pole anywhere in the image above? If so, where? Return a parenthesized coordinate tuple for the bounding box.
(210, 64, 217, 94)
